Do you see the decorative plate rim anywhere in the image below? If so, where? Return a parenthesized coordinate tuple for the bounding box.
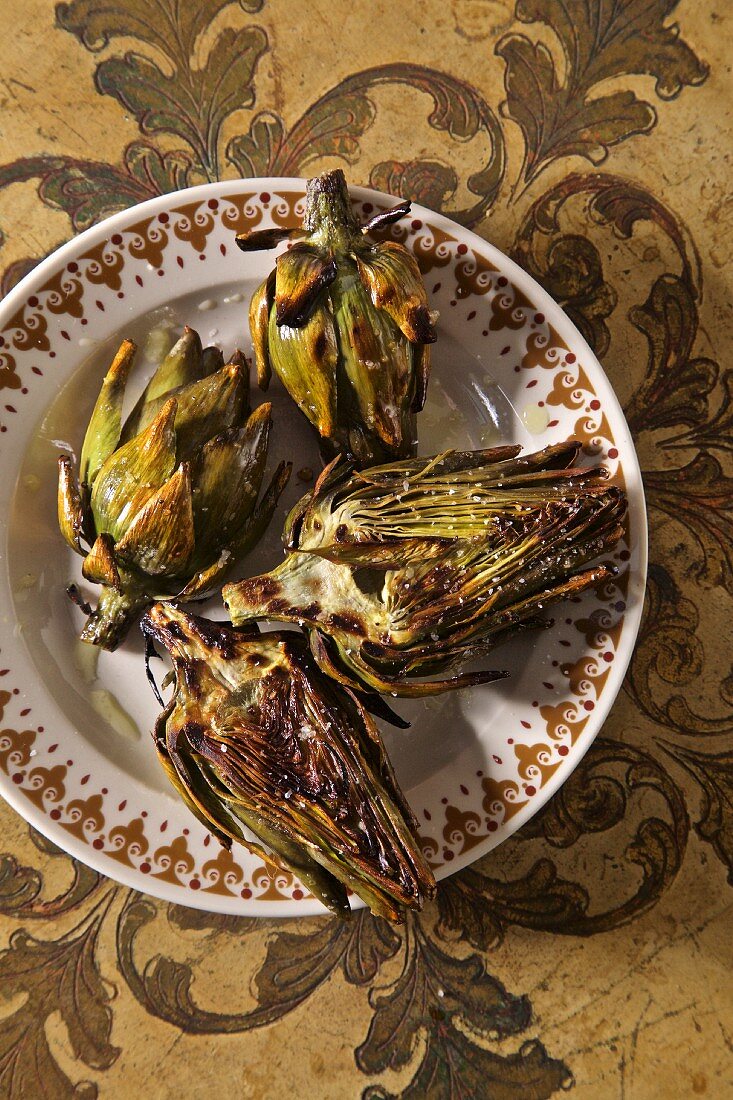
(0, 177, 648, 916)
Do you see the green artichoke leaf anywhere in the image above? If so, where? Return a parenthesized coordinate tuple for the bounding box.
(57, 455, 90, 555)
(91, 398, 178, 539)
(191, 402, 272, 558)
(115, 462, 195, 576)
(82, 533, 121, 591)
(121, 327, 203, 441)
(267, 299, 338, 438)
(121, 361, 250, 463)
(141, 604, 435, 920)
(354, 240, 437, 345)
(275, 242, 337, 327)
(330, 267, 415, 455)
(201, 345, 225, 375)
(79, 339, 136, 488)
(249, 271, 275, 390)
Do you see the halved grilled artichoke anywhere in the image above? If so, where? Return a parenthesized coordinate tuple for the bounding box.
(224, 442, 627, 696)
(238, 169, 436, 467)
(58, 328, 290, 649)
(141, 603, 436, 921)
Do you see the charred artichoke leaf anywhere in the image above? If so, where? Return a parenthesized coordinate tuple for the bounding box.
(411, 341, 430, 414)
(235, 226, 304, 251)
(275, 243, 337, 327)
(354, 241, 436, 345)
(360, 200, 412, 234)
(292, 443, 611, 563)
(242, 169, 434, 467)
(141, 604, 435, 921)
(79, 339, 136, 488)
(224, 443, 628, 696)
(330, 269, 415, 456)
(58, 455, 89, 554)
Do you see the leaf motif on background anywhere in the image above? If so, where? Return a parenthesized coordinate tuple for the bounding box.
(369, 160, 458, 214)
(626, 564, 733, 734)
(253, 910, 399, 1002)
(512, 222, 616, 356)
(511, 172, 702, 356)
(665, 370, 733, 457)
(497, 0, 708, 186)
(0, 145, 189, 233)
(662, 743, 733, 882)
(117, 895, 283, 1032)
(228, 65, 505, 225)
(0, 856, 42, 914)
(226, 112, 286, 179)
(116, 896, 398, 1032)
(0, 845, 101, 919)
(0, 898, 119, 1098)
(96, 28, 266, 177)
(57, 0, 268, 178)
(437, 861, 587, 950)
(166, 902, 260, 937)
(363, 1033, 571, 1100)
(439, 738, 689, 940)
(342, 913, 402, 986)
(1, 257, 41, 297)
(644, 452, 733, 595)
(358, 919, 570, 1098)
(625, 275, 718, 436)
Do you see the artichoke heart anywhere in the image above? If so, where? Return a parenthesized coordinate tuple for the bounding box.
(58, 327, 290, 649)
(224, 443, 628, 696)
(239, 169, 436, 467)
(141, 603, 436, 921)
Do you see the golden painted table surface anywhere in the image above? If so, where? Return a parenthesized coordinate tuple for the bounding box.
(0, 2, 731, 1097)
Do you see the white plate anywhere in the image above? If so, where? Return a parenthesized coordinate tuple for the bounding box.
(0, 179, 647, 915)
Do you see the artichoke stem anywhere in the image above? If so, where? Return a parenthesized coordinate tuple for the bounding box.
(303, 169, 359, 248)
(80, 586, 150, 651)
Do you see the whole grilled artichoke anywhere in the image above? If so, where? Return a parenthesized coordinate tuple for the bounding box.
(141, 603, 436, 921)
(224, 442, 627, 696)
(58, 328, 290, 649)
(238, 169, 436, 467)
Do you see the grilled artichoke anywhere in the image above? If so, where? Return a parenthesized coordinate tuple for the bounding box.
(58, 328, 290, 649)
(238, 169, 436, 466)
(224, 442, 627, 696)
(141, 603, 436, 920)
